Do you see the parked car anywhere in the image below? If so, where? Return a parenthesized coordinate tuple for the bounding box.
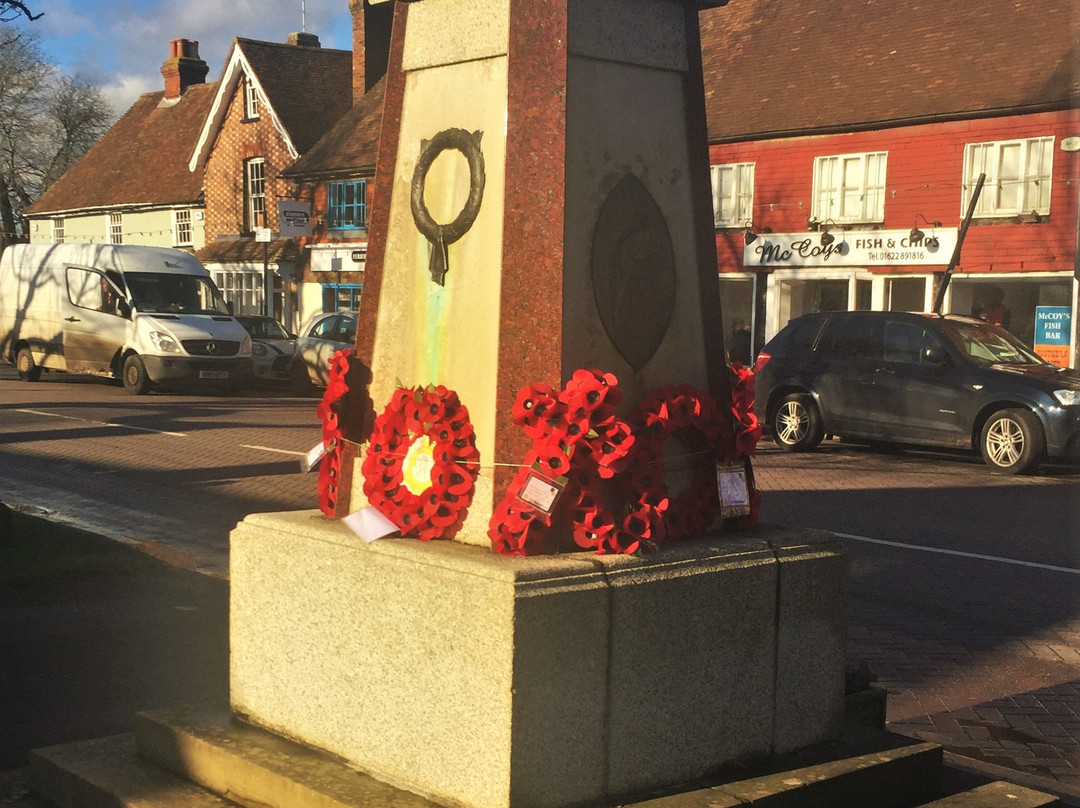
(753, 311, 1080, 474)
(236, 315, 296, 384)
(291, 311, 358, 395)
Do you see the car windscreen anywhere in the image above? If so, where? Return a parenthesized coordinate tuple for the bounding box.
(125, 272, 230, 315)
(239, 317, 291, 340)
(943, 320, 1044, 366)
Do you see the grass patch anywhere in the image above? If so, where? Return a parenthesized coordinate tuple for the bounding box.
(0, 507, 162, 586)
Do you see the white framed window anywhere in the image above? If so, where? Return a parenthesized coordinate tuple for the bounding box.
(244, 75, 260, 120)
(51, 217, 64, 244)
(710, 162, 754, 227)
(245, 158, 266, 232)
(812, 151, 887, 223)
(963, 137, 1053, 218)
(173, 209, 193, 246)
(109, 212, 123, 244)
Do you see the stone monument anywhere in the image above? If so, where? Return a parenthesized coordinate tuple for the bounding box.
(229, 2, 849, 807)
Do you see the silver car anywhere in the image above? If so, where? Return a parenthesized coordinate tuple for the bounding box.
(290, 311, 357, 395)
(236, 315, 296, 385)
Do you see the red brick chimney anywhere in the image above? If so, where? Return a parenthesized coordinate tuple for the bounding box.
(350, 0, 392, 97)
(160, 39, 209, 100)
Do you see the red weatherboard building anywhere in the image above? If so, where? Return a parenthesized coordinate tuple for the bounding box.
(700, 0, 1079, 368)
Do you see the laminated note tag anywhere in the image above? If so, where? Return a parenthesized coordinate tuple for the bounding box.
(716, 462, 751, 518)
(299, 441, 329, 473)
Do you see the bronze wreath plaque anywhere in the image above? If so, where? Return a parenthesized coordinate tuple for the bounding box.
(410, 128, 486, 286)
(590, 173, 676, 370)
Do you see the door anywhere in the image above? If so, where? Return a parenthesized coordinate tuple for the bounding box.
(62, 266, 128, 373)
(811, 314, 883, 437)
(872, 319, 963, 444)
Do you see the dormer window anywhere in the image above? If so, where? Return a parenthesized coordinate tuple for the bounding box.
(244, 75, 260, 120)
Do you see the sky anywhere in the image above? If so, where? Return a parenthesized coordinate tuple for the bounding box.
(9, 0, 354, 117)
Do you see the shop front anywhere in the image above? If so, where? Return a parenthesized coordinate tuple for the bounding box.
(736, 227, 1077, 369)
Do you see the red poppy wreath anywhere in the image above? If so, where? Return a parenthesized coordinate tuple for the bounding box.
(316, 347, 354, 517)
(624, 384, 735, 541)
(361, 384, 480, 541)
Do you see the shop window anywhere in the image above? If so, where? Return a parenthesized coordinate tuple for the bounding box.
(710, 163, 754, 228)
(963, 137, 1053, 218)
(812, 152, 886, 223)
(718, 275, 757, 364)
(328, 180, 368, 230)
(949, 278, 1071, 350)
(887, 278, 927, 313)
(322, 283, 362, 312)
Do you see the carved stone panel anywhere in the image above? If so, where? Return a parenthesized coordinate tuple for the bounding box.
(590, 174, 676, 370)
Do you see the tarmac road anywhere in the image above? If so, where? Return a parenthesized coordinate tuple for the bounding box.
(0, 365, 1077, 800)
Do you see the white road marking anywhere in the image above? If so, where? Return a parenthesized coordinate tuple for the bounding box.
(16, 408, 188, 437)
(836, 532, 1079, 575)
(240, 444, 308, 457)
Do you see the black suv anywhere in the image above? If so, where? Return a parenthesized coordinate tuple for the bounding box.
(754, 311, 1080, 474)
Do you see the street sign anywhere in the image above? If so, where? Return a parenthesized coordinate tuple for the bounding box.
(278, 201, 313, 237)
(255, 227, 272, 243)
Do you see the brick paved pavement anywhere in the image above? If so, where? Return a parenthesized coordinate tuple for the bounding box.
(0, 372, 1077, 800)
(753, 438, 1080, 799)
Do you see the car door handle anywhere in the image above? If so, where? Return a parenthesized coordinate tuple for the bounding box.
(64, 316, 80, 322)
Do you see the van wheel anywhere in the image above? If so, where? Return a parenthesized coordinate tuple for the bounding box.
(15, 347, 42, 382)
(772, 393, 824, 452)
(122, 354, 151, 395)
(980, 408, 1043, 475)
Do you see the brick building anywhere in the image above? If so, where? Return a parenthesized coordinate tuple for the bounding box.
(192, 33, 353, 331)
(700, 0, 1080, 368)
(23, 40, 215, 252)
(278, 0, 392, 326)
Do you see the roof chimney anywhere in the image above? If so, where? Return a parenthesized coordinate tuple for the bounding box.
(350, 0, 392, 97)
(287, 32, 321, 47)
(161, 39, 209, 100)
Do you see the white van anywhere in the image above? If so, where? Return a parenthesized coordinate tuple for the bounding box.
(0, 243, 253, 394)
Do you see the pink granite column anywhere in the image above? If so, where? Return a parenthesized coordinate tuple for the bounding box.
(493, 0, 570, 501)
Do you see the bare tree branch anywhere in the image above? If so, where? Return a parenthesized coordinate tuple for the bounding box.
(0, 23, 112, 249)
(0, 2, 43, 22)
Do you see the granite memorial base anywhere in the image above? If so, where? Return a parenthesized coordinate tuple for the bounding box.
(230, 510, 848, 808)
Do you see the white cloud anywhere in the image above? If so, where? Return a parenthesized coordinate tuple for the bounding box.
(101, 73, 158, 119)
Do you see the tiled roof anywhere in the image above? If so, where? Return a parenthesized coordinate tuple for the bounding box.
(281, 77, 385, 181)
(26, 83, 217, 215)
(236, 38, 353, 154)
(196, 237, 301, 265)
(700, 0, 1080, 141)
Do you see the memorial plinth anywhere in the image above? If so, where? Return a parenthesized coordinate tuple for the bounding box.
(231, 511, 847, 808)
(229, 2, 849, 807)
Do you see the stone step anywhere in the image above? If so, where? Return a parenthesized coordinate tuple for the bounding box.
(628, 725, 944, 808)
(27, 710, 1064, 808)
(28, 734, 237, 808)
(134, 706, 436, 808)
(918, 780, 1061, 807)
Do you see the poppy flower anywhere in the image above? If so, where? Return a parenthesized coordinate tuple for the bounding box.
(513, 384, 559, 437)
(530, 438, 572, 480)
